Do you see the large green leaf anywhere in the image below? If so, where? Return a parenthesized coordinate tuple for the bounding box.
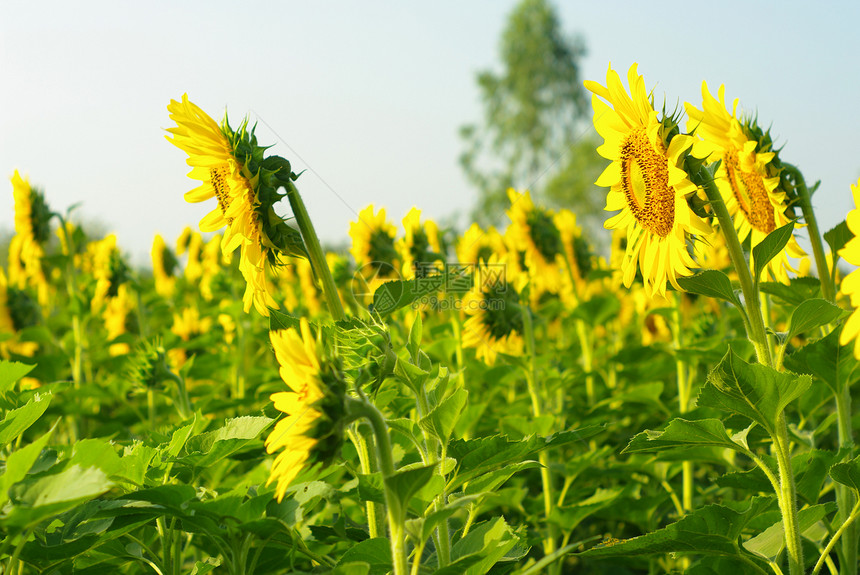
(419, 388, 468, 446)
(760, 277, 822, 306)
(752, 221, 795, 282)
(578, 497, 775, 561)
(743, 504, 831, 560)
(0, 427, 54, 508)
(180, 416, 273, 468)
(623, 418, 748, 455)
(384, 463, 437, 514)
(0, 360, 36, 395)
(5, 465, 114, 528)
(438, 517, 519, 575)
(676, 270, 741, 307)
(337, 538, 391, 575)
(698, 349, 811, 435)
(784, 327, 860, 394)
(0, 391, 52, 449)
(786, 298, 845, 341)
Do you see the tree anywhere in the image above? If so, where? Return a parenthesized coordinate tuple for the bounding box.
(459, 0, 606, 234)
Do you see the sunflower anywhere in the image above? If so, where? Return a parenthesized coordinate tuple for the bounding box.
(461, 255, 524, 365)
(349, 205, 401, 302)
(10, 171, 51, 305)
(397, 207, 443, 279)
(685, 82, 804, 283)
(266, 319, 345, 502)
(104, 283, 135, 356)
(151, 234, 177, 297)
(586, 63, 710, 299)
(0, 269, 39, 359)
(87, 235, 130, 313)
(505, 189, 566, 297)
(456, 223, 506, 267)
(166, 95, 275, 315)
(839, 178, 860, 358)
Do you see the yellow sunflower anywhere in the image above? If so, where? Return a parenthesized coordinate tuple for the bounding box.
(685, 82, 804, 283)
(266, 319, 344, 502)
(10, 171, 50, 305)
(151, 234, 177, 297)
(104, 283, 135, 356)
(839, 178, 860, 358)
(505, 189, 566, 296)
(456, 223, 506, 267)
(397, 207, 443, 279)
(461, 255, 524, 365)
(586, 63, 710, 299)
(349, 205, 401, 302)
(0, 269, 39, 359)
(166, 95, 274, 315)
(87, 235, 129, 313)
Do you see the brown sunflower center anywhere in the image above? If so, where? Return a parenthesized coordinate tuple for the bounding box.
(724, 149, 775, 234)
(619, 129, 674, 238)
(210, 166, 234, 223)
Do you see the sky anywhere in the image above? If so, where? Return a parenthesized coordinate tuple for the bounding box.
(3, 1, 859, 267)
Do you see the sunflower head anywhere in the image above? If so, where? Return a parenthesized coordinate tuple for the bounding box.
(838, 178, 860, 358)
(685, 82, 804, 283)
(460, 255, 524, 365)
(349, 206, 402, 302)
(266, 319, 346, 501)
(398, 208, 443, 279)
(586, 63, 710, 298)
(456, 223, 506, 267)
(151, 234, 178, 297)
(11, 171, 52, 247)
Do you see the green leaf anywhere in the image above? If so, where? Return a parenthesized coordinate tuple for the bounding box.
(830, 454, 860, 494)
(698, 349, 811, 435)
(676, 270, 740, 306)
(578, 497, 775, 560)
(760, 277, 822, 306)
(0, 391, 52, 449)
(419, 388, 468, 446)
(752, 221, 795, 281)
(268, 308, 301, 332)
(442, 517, 519, 575)
(570, 294, 620, 327)
(463, 461, 542, 496)
(550, 487, 627, 532)
(0, 360, 36, 394)
(743, 504, 831, 560)
(824, 220, 852, 257)
(0, 426, 54, 508)
(786, 298, 844, 340)
(385, 463, 437, 513)
(124, 484, 197, 510)
(407, 313, 423, 362)
(5, 465, 113, 527)
(337, 538, 391, 575)
(180, 416, 273, 468)
(784, 327, 860, 394)
(372, 279, 417, 315)
(623, 418, 748, 455)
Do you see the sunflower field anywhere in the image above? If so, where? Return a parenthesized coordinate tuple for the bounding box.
(2, 63, 860, 575)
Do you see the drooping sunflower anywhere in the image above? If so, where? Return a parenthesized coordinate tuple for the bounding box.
(397, 207, 443, 279)
(461, 255, 524, 365)
(586, 63, 711, 298)
(505, 189, 566, 296)
(839, 178, 860, 358)
(87, 235, 130, 313)
(266, 319, 345, 502)
(166, 95, 278, 315)
(349, 205, 401, 301)
(685, 82, 804, 283)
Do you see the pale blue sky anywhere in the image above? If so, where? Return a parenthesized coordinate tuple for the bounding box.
(3, 1, 858, 265)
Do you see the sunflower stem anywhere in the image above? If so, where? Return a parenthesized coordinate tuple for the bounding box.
(345, 396, 408, 575)
(284, 178, 346, 322)
(699, 169, 773, 367)
(520, 305, 559, 570)
(671, 298, 694, 513)
(701, 169, 804, 574)
(782, 163, 835, 303)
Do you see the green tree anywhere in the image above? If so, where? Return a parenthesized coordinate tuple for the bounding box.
(460, 0, 605, 233)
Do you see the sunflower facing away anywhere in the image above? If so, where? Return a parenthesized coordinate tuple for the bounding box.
(505, 189, 565, 297)
(586, 63, 710, 299)
(685, 82, 804, 283)
(266, 318, 345, 502)
(166, 94, 276, 315)
(349, 205, 402, 301)
(397, 207, 443, 279)
(839, 178, 860, 358)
